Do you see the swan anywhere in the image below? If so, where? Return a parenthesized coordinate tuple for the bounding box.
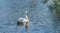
(17, 11, 28, 25)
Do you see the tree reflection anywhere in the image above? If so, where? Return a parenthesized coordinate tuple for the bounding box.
(53, 0, 60, 17)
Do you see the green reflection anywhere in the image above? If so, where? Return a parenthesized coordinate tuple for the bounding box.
(53, 0, 60, 16)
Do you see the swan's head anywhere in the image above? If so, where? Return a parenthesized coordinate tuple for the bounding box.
(26, 11, 28, 13)
(25, 11, 28, 16)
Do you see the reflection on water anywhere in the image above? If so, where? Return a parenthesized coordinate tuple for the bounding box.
(17, 21, 28, 32)
(25, 23, 28, 31)
(17, 22, 24, 26)
(17, 24, 28, 32)
(53, 0, 60, 33)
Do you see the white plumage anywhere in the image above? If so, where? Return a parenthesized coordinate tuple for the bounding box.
(17, 11, 28, 25)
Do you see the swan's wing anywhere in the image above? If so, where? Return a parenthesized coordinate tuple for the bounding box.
(17, 18, 24, 22)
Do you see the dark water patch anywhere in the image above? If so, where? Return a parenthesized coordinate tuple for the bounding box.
(2, 22, 16, 26)
(41, 0, 48, 4)
(32, 28, 39, 31)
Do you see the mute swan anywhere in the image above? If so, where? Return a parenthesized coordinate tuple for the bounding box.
(17, 11, 28, 25)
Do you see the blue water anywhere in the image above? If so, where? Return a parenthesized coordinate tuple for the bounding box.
(0, 0, 56, 33)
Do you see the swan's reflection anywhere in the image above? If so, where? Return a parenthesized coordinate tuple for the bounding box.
(25, 23, 28, 31)
(17, 24, 28, 32)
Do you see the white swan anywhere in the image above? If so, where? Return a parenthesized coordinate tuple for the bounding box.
(17, 11, 28, 25)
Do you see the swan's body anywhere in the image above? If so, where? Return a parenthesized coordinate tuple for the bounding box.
(17, 18, 28, 23)
(17, 11, 28, 25)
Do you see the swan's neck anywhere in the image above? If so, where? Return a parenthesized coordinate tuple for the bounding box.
(25, 14, 28, 20)
(25, 11, 28, 21)
(25, 11, 28, 20)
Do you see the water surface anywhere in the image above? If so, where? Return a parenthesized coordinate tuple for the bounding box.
(0, 0, 56, 33)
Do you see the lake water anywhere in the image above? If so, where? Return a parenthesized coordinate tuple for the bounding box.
(0, 0, 57, 33)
